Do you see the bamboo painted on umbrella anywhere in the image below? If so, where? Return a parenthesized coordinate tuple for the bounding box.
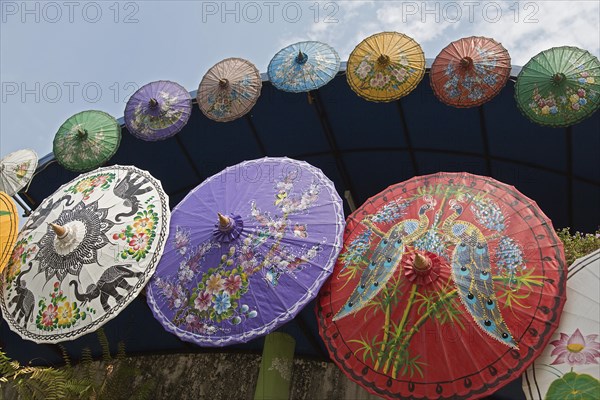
(346, 32, 426, 102)
(197, 58, 262, 122)
(53, 110, 121, 172)
(515, 46, 600, 127)
(318, 172, 566, 400)
(430, 36, 511, 108)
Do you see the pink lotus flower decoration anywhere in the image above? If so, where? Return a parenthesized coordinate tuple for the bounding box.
(550, 328, 600, 366)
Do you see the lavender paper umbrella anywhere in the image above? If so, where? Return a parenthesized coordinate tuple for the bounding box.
(147, 157, 345, 347)
(124, 80, 192, 141)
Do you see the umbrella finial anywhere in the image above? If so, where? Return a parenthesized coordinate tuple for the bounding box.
(552, 73, 566, 85)
(149, 98, 159, 108)
(218, 212, 232, 231)
(460, 56, 473, 68)
(49, 223, 68, 239)
(76, 128, 87, 139)
(377, 54, 390, 67)
(219, 79, 229, 88)
(296, 50, 308, 65)
(413, 253, 431, 272)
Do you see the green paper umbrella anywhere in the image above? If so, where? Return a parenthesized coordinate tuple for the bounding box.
(515, 46, 600, 128)
(53, 111, 121, 172)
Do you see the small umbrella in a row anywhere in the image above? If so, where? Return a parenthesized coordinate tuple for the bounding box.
(5, 36, 599, 178)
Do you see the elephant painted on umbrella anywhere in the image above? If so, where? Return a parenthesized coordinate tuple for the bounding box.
(69, 264, 143, 312)
(9, 262, 35, 327)
(113, 171, 152, 222)
(24, 194, 73, 231)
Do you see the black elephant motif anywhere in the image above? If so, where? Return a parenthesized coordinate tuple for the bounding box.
(24, 195, 73, 230)
(69, 264, 143, 312)
(9, 262, 35, 327)
(113, 172, 152, 222)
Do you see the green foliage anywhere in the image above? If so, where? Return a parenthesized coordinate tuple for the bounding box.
(557, 228, 600, 266)
(0, 350, 90, 400)
(0, 329, 156, 400)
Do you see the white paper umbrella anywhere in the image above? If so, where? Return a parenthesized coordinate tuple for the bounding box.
(523, 250, 600, 399)
(0, 165, 170, 343)
(0, 149, 38, 196)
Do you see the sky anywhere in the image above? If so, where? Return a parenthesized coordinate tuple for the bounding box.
(1, 0, 599, 160)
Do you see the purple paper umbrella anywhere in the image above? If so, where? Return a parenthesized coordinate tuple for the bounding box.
(124, 80, 192, 141)
(147, 157, 345, 346)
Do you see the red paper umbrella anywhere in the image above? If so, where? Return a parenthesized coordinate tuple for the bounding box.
(430, 37, 511, 108)
(317, 172, 566, 399)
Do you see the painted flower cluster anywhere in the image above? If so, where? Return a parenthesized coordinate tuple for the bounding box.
(191, 255, 251, 323)
(370, 199, 409, 223)
(65, 173, 115, 200)
(469, 195, 506, 231)
(441, 47, 501, 101)
(130, 90, 186, 135)
(113, 203, 159, 262)
(338, 229, 373, 270)
(493, 236, 526, 279)
(270, 52, 335, 90)
(5, 235, 35, 284)
(35, 282, 90, 331)
(528, 66, 598, 118)
(354, 55, 415, 90)
(205, 74, 255, 119)
(15, 161, 31, 180)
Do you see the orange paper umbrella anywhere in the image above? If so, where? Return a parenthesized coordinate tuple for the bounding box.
(317, 172, 566, 399)
(346, 32, 426, 102)
(430, 36, 511, 108)
(197, 58, 262, 122)
(0, 192, 18, 274)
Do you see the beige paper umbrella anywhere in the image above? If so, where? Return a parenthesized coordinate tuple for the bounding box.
(197, 58, 263, 122)
(0, 149, 38, 196)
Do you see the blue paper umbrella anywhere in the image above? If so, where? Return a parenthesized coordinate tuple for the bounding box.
(267, 41, 340, 93)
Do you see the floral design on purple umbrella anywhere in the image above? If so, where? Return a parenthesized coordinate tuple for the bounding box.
(147, 158, 344, 346)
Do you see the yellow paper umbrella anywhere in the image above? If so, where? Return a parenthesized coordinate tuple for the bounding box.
(347, 32, 426, 102)
(0, 192, 18, 274)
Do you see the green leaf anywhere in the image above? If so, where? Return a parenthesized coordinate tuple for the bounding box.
(546, 372, 600, 400)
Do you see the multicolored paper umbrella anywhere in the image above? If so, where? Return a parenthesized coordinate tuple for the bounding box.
(0, 149, 38, 196)
(0, 192, 18, 274)
(346, 31, 426, 102)
(53, 110, 121, 172)
(523, 250, 600, 399)
(125, 80, 192, 141)
(197, 58, 262, 122)
(267, 41, 340, 93)
(317, 172, 566, 399)
(430, 36, 511, 108)
(0, 165, 170, 343)
(147, 157, 344, 347)
(515, 46, 600, 127)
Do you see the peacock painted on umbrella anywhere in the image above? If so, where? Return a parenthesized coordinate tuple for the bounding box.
(333, 189, 518, 349)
